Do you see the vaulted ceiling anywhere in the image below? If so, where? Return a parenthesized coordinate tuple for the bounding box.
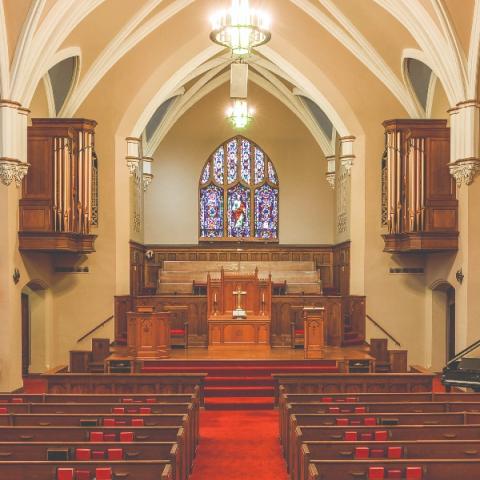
(1, 0, 478, 152)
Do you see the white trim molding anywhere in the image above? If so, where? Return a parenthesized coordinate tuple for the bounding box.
(339, 136, 355, 174)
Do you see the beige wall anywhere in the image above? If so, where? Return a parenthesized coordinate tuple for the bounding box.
(144, 83, 335, 245)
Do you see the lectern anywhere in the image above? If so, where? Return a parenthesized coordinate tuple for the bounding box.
(303, 306, 325, 359)
(127, 310, 170, 359)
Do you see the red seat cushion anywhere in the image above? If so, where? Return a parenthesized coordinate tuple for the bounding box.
(355, 407, 366, 413)
(107, 448, 123, 460)
(171, 329, 185, 335)
(75, 448, 91, 460)
(328, 407, 340, 413)
(354, 447, 369, 459)
(103, 418, 115, 426)
(89, 432, 104, 442)
(76, 471, 91, 480)
(57, 468, 74, 480)
(146, 398, 156, 403)
(364, 417, 376, 426)
(344, 431, 357, 441)
(0, 407, 7, 414)
(321, 397, 333, 403)
(11, 398, 23, 403)
(112, 407, 124, 414)
(387, 470, 402, 479)
(346, 397, 358, 402)
(375, 431, 388, 441)
(132, 418, 144, 426)
(387, 446, 402, 459)
(336, 418, 349, 426)
(295, 329, 304, 335)
(368, 467, 385, 479)
(120, 431, 134, 442)
(139, 407, 151, 414)
(92, 450, 105, 460)
(122, 398, 133, 403)
(96, 468, 112, 480)
(406, 467, 423, 479)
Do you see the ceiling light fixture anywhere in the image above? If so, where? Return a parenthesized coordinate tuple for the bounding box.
(210, 0, 271, 57)
(227, 98, 255, 129)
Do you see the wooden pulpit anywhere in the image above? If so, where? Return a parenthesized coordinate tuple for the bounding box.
(207, 268, 272, 345)
(127, 308, 170, 359)
(303, 306, 325, 359)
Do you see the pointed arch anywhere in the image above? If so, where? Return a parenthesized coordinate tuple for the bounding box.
(199, 136, 279, 241)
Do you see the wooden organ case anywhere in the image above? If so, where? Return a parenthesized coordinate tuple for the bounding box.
(382, 119, 458, 253)
(19, 118, 97, 253)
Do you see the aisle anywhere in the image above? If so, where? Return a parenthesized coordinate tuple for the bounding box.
(190, 409, 289, 480)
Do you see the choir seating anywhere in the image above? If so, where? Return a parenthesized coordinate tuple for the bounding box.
(157, 260, 322, 295)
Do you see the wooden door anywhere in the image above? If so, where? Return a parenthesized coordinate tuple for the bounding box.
(21, 293, 30, 376)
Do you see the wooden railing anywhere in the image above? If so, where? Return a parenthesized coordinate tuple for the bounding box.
(76, 315, 114, 343)
(366, 314, 401, 347)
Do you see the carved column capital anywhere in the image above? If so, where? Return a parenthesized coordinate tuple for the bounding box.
(325, 172, 335, 189)
(0, 158, 29, 187)
(448, 158, 480, 186)
(143, 173, 154, 192)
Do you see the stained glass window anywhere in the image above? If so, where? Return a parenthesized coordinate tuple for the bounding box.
(199, 136, 279, 241)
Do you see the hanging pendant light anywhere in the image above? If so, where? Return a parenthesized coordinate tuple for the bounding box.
(226, 98, 255, 129)
(210, 0, 271, 57)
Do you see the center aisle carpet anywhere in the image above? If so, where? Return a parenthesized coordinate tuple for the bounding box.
(190, 410, 288, 480)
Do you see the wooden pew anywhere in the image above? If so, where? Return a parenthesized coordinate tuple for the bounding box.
(0, 442, 182, 480)
(299, 440, 480, 480)
(307, 459, 480, 480)
(0, 460, 173, 480)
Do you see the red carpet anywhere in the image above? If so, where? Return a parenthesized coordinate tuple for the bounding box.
(190, 409, 288, 480)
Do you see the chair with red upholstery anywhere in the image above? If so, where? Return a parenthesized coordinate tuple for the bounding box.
(75, 448, 91, 460)
(112, 407, 125, 414)
(139, 407, 151, 414)
(406, 467, 423, 479)
(103, 418, 115, 426)
(107, 448, 123, 460)
(387, 470, 402, 479)
(344, 431, 357, 441)
(89, 432, 104, 442)
(354, 447, 369, 459)
(76, 471, 91, 480)
(336, 418, 349, 426)
(374, 430, 388, 441)
(290, 315, 304, 348)
(387, 446, 403, 459)
(131, 418, 144, 426)
(0, 407, 7, 414)
(120, 431, 134, 442)
(170, 311, 189, 348)
(368, 467, 385, 479)
(11, 398, 23, 403)
(96, 468, 112, 480)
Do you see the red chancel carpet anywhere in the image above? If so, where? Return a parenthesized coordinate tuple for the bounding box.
(190, 409, 288, 480)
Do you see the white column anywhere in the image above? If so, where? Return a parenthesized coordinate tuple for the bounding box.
(340, 135, 355, 174)
(125, 136, 142, 176)
(448, 100, 480, 186)
(0, 100, 29, 186)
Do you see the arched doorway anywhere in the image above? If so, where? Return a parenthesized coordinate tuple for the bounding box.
(21, 280, 51, 375)
(430, 281, 455, 370)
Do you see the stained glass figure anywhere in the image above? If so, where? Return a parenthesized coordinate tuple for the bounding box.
(227, 140, 238, 184)
(267, 161, 277, 185)
(213, 147, 224, 184)
(199, 136, 278, 240)
(254, 148, 265, 184)
(200, 185, 224, 237)
(255, 184, 278, 239)
(201, 162, 210, 184)
(241, 138, 251, 183)
(227, 184, 250, 237)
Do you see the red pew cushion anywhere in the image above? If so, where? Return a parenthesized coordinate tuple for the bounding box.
(387, 446, 402, 459)
(75, 448, 91, 460)
(344, 431, 357, 441)
(364, 417, 376, 426)
(139, 407, 151, 414)
(57, 468, 74, 480)
(321, 397, 333, 403)
(354, 447, 369, 459)
(103, 418, 115, 426)
(346, 397, 358, 402)
(96, 468, 112, 480)
(112, 407, 125, 414)
(108, 448, 123, 460)
(328, 407, 340, 413)
(120, 431, 134, 442)
(11, 398, 23, 403)
(294, 329, 304, 335)
(406, 467, 423, 479)
(89, 432, 104, 442)
(0, 407, 7, 414)
(146, 398, 156, 403)
(122, 398, 133, 403)
(368, 467, 385, 479)
(336, 418, 349, 426)
(132, 418, 144, 426)
(355, 407, 366, 413)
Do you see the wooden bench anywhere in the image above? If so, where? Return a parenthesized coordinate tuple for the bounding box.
(0, 460, 173, 480)
(299, 440, 480, 480)
(307, 459, 480, 480)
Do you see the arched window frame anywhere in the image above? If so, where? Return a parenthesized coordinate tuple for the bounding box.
(199, 135, 279, 242)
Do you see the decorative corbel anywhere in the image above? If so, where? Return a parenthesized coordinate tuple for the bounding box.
(448, 158, 480, 186)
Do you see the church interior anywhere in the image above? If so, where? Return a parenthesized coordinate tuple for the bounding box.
(1, 0, 480, 479)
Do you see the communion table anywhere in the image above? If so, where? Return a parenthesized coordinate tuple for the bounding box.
(207, 268, 272, 346)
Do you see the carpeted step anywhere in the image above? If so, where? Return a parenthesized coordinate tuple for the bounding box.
(204, 386, 274, 397)
(204, 397, 274, 410)
(140, 365, 339, 375)
(204, 376, 274, 386)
